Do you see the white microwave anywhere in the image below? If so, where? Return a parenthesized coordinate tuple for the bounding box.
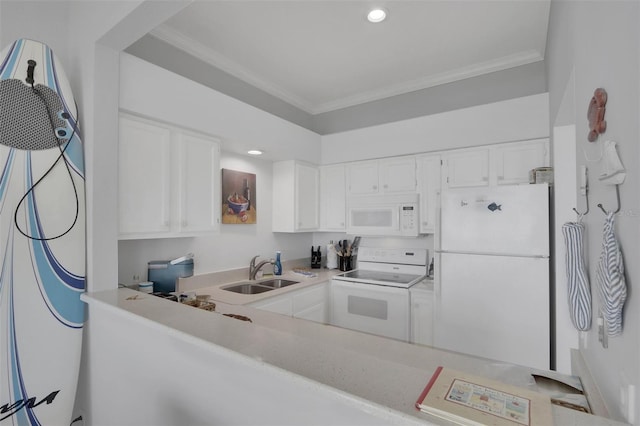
(346, 194, 419, 237)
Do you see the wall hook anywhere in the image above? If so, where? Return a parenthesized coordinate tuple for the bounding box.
(573, 190, 589, 218)
(573, 165, 589, 218)
(597, 184, 621, 214)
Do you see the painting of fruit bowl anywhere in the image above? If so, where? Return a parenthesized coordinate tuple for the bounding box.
(221, 169, 257, 224)
(227, 193, 249, 214)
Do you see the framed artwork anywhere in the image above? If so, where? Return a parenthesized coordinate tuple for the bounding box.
(221, 169, 256, 224)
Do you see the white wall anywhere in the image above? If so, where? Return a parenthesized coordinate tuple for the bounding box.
(117, 53, 323, 283)
(547, 2, 640, 423)
(119, 53, 322, 163)
(117, 54, 550, 281)
(118, 151, 314, 283)
(321, 93, 549, 164)
(84, 295, 419, 426)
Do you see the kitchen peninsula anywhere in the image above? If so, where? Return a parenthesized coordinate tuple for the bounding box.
(81, 284, 625, 425)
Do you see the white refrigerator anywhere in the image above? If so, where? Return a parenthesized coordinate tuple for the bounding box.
(434, 184, 551, 370)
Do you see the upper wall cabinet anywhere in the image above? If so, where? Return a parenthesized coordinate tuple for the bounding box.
(319, 164, 346, 231)
(272, 160, 319, 232)
(118, 113, 220, 239)
(347, 156, 416, 196)
(443, 138, 549, 189)
(416, 154, 441, 234)
(443, 149, 490, 189)
(493, 138, 549, 185)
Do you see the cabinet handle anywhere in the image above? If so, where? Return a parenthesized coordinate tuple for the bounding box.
(373, 185, 378, 190)
(498, 176, 504, 181)
(483, 176, 489, 181)
(383, 184, 388, 189)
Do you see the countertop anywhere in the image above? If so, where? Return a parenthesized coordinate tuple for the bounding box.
(182, 268, 340, 305)
(82, 281, 626, 426)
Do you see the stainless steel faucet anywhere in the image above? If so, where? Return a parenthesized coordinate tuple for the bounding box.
(249, 255, 275, 280)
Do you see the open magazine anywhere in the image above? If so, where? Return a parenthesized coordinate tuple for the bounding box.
(415, 367, 553, 426)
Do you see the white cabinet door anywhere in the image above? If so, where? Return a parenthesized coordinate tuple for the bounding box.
(295, 163, 320, 231)
(118, 116, 172, 235)
(252, 282, 328, 324)
(416, 154, 441, 234)
(444, 149, 490, 189)
(253, 295, 292, 316)
(410, 287, 434, 346)
(379, 156, 416, 193)
(178, 133, 220, 233)
(295, 304, 326, 323)
(347, 160, 379, 195)
(273, 160, 319, 232)
(119, 114, 220, 239)
(493, 139, 549, 185)
(292, 282, 328, 323)
(347, 157, 416, 195)
(319, 164, 346, 231)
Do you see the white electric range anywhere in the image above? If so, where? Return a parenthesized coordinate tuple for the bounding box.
(330, 247, 428, 341)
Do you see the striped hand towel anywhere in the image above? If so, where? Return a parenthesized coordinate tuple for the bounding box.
(562, 222, 592, 331)
(596, 212, 627, 336)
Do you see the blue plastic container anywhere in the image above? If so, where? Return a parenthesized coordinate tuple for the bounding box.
(148, 259, 194, 293)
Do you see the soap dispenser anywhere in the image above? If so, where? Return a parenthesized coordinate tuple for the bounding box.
(274, 251, 282, 276)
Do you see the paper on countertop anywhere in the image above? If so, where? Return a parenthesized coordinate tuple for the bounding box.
(530, 369, 591, 413)
(292, 268, 318, 278)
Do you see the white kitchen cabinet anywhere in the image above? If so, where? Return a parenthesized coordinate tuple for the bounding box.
(272, 160, 319, 232)
(177, 133, 220, 233)
(410, 285, 434, 346)
(493, 138, 549, 185)
(416, 154, 441, 234)
(347, 156, 416, 195)
(443, 148, 490, 189)
(118, 115, 172, 236)
(253, 295, 292, 316)
(118, 113, 220, 239)
(379, 157, 417, 193)
(443, 139, 549, 189)
(346, 160, 379, 195)
(319, 164, 346, 231)
(293, 283, 329, 322)
(251, 282, 329, 324)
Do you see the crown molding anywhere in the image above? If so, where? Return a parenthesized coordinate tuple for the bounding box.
(150, 25, 317, 113)
(312, 50, 544, 114)
(151, 25, 543, 115)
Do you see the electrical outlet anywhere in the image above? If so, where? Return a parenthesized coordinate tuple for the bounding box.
(597, 312, 608, 348)
(132, 275, 140, 284)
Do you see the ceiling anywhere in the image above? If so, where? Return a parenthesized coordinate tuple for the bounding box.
(149, 1, 551, 116)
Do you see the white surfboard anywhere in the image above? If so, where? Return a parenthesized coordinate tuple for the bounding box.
(0, 39, 85, 425)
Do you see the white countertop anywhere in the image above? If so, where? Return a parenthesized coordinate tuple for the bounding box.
(83, 278, 626, 426)
(183, 268, 340, 305)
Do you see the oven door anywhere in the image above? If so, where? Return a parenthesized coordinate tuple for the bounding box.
(330, 279, 410, 341)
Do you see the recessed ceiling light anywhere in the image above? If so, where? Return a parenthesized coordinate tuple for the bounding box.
(247, 150, 263, 156)
(367, 8, 387, 23)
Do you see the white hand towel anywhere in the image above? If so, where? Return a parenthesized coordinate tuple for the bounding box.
(599, 140, 626, 185)
(562, 222, 592, 331)
(596, 212, 627, 336)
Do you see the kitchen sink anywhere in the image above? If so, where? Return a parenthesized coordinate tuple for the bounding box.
(222, 283, 274, 294)
(258, 279, 298, 288)
(221, 279, 300, 294)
